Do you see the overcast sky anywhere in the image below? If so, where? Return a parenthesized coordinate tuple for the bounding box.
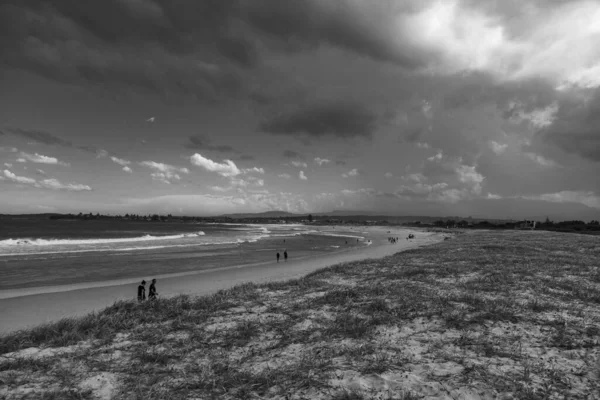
(1, 0, 600, 219)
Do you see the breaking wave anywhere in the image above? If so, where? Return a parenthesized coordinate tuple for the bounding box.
(0, 231, 206, 247)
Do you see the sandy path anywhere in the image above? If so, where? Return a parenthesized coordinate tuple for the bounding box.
(0, 226, 442, 335)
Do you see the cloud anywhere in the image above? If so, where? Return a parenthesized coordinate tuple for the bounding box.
(4, 163, 13, 168)
(2, 169, 36, 185)
(241, 167, 265, 174)
(314, 157, 331, 166)
(427, 152, 443, 162)
(124, 190, 310, 215)
(210, 186, 232, 192)
(342, 168, 359, 178)
(5, 0, 600, 107)
(278, 173, 292, 179)
(210, 175, 265, 192)
(189, 153, 241, 177)
(185, 135, 237, 153)
(246, 176, 265, 186)
(404, 173, 426, 183)
(341, 188, 381, 197)
(299, 171, 307, 180)
(521, 191, 600, 209)
(3, 127, 110, 158)
(524, 152, 557, 167)
(489, 141, 508, 155)
(531, 89, 600, 162)
(2, 127, 73, 147)
(384, 172, 393, 178)
(94, 149, 109, 158)
(283, 150, 304, 159)
(395, 182, 449, 199)
(0, 147, 18, 152)
(2, 169, 91, 191)
(0, 0, 258, 101)
(110, 156, 133, 172)
(290, 161, 308, 168)
(455, 164, 485, 195)
(38, 179, 92, 192)
(110, 156, 131, 166)
(139, 160, 190, 184)
(18, 152, 70, 166)
(260, 102, 378, 139)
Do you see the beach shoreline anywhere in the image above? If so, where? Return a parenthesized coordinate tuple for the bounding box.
(0, 225, 441, 335)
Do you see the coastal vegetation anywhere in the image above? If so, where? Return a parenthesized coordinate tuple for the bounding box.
(1, 230, 599, 399)
(2, 213, 599, 236)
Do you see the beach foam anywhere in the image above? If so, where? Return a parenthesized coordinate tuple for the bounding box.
(0, 231, 206, 247)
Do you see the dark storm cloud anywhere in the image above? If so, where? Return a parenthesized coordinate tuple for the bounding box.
(283, 150, 303, 159)
(400, 126, 428, 144)
(260, 102, 378, 139)
(534, 89, 600, 162)
(437, 73, 557, 115)
(76, 145, 108, 156)
(185, 135, 237, 153)
(2, 127, 73, 147)
(0, 0, 254, 101)
(0, 0, 438, 102)
(3, 126, 106, 155)
(242, 0, 426, 69)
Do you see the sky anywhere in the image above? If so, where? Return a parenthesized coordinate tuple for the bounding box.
(1, 0, 600, 220)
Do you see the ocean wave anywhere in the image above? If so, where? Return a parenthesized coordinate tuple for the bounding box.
(318, 232, 366, 240)
(0, 236, 255, 257)
(0, 231, 206, 247)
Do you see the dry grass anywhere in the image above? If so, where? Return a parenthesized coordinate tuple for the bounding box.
(1, 230, 599, 399)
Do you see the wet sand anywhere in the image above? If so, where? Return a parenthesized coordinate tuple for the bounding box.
(0, 226, 442, 335)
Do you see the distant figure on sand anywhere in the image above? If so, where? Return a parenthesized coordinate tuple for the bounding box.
(277, 252, 280, 263)
(137, 280, 146, 302)
(284, 250, 288, 261)
(149, 279, 158, 300)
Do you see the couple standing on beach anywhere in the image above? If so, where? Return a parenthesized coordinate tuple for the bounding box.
(137, 279, 158, 302)
(277, 250, 288, 263)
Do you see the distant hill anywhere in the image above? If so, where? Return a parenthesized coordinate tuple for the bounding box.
(218, 211, 301, 219)
(216, 210, 510, 223)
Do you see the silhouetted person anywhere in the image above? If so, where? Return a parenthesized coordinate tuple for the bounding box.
(284, 250, 288, 261)
(276, 252, 280, 263)
(137, 280, 146, 302)
(149, 279, 158, 300)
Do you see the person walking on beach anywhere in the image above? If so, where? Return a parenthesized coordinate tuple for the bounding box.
(149, 278, 158, 300)
(284, 250, 288, 261)
(137, 280, 146, 302)
(276, 252, 280, 263)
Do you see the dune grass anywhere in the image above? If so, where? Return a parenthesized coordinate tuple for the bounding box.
(1, 230, 599, 399)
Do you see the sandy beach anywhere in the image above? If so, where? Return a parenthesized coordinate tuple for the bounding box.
(2, 229, 598, 399)
(0, 226, 441, 335)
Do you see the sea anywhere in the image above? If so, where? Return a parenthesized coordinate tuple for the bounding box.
(0, 217, 368, 293)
